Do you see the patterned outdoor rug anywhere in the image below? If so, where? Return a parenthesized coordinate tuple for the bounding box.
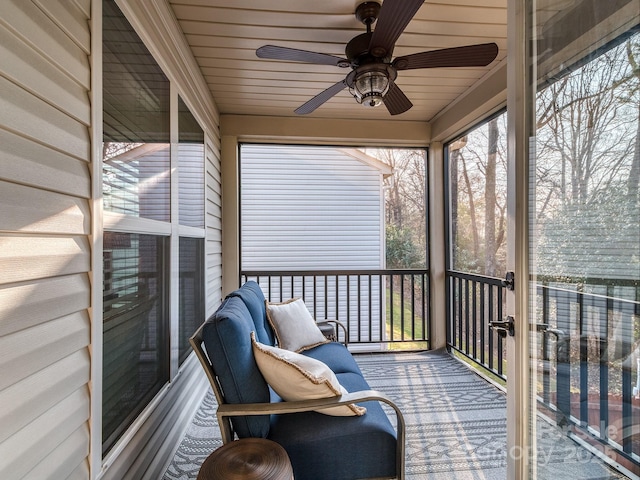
(163, 350, 623, 479)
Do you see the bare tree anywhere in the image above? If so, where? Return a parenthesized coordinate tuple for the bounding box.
(535, 34, 640, 281)
(365, 148, 427, 268)
(459, 151, 481, 263)
(450, 115, 508, 275)
(484, 118, 498, 276)
(627, 40, 640, 201)
(536, 40, 638, 209)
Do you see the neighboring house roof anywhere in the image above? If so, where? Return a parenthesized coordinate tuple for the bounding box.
(338, 148, 393, 178)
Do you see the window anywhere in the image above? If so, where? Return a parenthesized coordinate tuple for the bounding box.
(102, 0, 170, 221)
(528, 19, 640, 471)
(102, 233, 168, 453)
(101, 0, 205, 455)
(178, 237, 205, 364)
(178, 96, 205, 228)
(177, 97, 205, 363)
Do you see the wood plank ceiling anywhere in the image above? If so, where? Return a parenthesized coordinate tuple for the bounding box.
(168, 0, 508, 122)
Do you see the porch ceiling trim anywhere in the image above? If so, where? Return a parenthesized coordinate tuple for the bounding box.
(220, 115, 431, 147)
(430, 59, 507, 143)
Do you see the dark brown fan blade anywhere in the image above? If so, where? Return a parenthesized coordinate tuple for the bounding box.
(393, 43, 499, 70)
(383, 80, 413, 116)
(369, 0, 425, 58)
(295, 80, 348, 115)
(256, 45, 349, 67)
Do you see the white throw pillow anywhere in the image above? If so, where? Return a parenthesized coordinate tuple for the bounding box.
(251, 333, 366, 417)
(266, 298, 329, 352)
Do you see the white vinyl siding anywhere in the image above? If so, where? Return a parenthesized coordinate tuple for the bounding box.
(240, 145, 387, 344)
(0, 0, 223, 478)
(206, 138, 223, 313)
(0, 1, 92, 479)
(241, 145, 385, 269)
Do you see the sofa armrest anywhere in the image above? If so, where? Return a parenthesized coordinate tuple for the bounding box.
(316, 319, 348, 346)
(217, 390, 405, 479)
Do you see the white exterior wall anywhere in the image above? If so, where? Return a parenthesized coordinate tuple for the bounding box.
(240, 145, 388, 343)
(241, 145, 385, 269)
(205, 138, 223, 313)
(0, 1, 222, 479)
(0, 1, 92, 478)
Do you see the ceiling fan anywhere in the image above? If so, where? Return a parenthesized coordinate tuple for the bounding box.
(256, 0, 499, 116)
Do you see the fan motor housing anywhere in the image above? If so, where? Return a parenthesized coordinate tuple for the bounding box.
(345, 32, 373, 63)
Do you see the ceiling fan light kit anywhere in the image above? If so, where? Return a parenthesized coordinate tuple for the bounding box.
(255, 0, 499, 115)
(347, 64, 396, 108)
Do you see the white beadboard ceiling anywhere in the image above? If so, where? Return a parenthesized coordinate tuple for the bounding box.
(168, 0, 508, 122)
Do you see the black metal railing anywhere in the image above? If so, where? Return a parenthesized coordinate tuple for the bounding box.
(241, 269, 430, 348)
(446, 270, 507, 379)
(535, 277, 640, 469)
(447, 270, 640, 469)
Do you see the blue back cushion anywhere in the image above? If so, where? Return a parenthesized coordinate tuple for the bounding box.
(202, 296, 270, 438)
(227, 281, 276, 345)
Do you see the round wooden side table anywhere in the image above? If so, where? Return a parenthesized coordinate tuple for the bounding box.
(197, 438, 294, 480)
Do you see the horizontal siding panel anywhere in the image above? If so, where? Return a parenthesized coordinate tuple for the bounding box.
(1, 0, 90, 88)
(0, 23, 90, 124)
(0, 76, 90, 160)
(0, 274, 90, 337)
(205, 133, 222, 312)
(0, 387, 89, 480)
(206, 176, 222, 198)
(0, 349, 89, 444)
(0, 236, 90, 285)
(242, 240, 381, 249)
(0, 129, 90, 197)
(24, 425, 90, 480)
(33, 0, 91, 54)
(242, 184, 380, 193)
(207, 197, 222, 213)
(0, 180, 89, 234)
(242, 177, 381, 186)
(0, 311, 89, 391)
(71, 0, 91, 19)
(206, 206, 222, 223)
(65, 460, 90, 480)
(243, 208, 380, 216)
(207, 195, 222, 213)
(242, 259, 382, 269)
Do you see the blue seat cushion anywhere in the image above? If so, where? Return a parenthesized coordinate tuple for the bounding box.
(267, 371, 397, 480)
(202, 296, 270, 438)
(302, 342, 363, 375)
(227, 281, 276, 345)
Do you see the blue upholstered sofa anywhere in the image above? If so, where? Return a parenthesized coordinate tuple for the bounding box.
(190, 281, 405, 480)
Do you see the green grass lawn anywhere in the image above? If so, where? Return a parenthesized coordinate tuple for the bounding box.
(385, 288, 428, 351)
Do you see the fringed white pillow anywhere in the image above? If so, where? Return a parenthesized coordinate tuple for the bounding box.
(251, 332, 366, 417)
(266, 298, 329, 352)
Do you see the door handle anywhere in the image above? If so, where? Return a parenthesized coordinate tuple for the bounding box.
(490, 315, 515, 337)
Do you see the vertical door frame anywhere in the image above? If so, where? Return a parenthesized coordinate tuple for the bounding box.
(506, 0, 533, 477)
(90, 0, 104, 477)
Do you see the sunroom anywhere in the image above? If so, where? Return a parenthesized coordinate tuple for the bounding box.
(0, 0, 638, 479)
